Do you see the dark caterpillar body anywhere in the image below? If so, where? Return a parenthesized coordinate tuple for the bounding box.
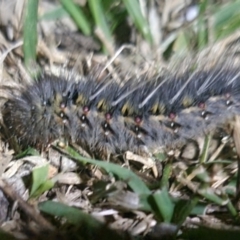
(1, 65, 240, 157)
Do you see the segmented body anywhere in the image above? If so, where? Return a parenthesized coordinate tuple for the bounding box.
(1, 66, 240, 156)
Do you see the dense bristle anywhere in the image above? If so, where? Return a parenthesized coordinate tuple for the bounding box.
(1, 63, 240, 157)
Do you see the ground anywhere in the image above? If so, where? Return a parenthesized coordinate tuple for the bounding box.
(0, 0, 240, 239)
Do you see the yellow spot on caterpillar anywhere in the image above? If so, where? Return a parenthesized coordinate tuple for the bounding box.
(97, 99, 108, 111)
(182, 96, 193, 108)
(151, 103, 165, 115)
(151, 104, 158, 114)
(76, 94, 86, 105)
(97, 99, 104, 109)
(158, 103, 166, 114)
(121, 102, 134, 116)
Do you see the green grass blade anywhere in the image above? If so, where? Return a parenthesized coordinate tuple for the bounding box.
(39, 201, 101, 226)
(214, 1, 240, 30)
(159, 163, 172, 189)
(59, 0, 91, 35)
(23, 0, 39, 68)
(30, 164, 49, 197)
(88, 0, 114, 52)
(198, 186, 226, 205)
(39, 6, 68, 21)
(199, 135, 211, 163)
(64, 145, 151, 195)
(151, 188, 174, 223)
(39, 201, 125, 239)
(172, 196, 199, 226)
(122, 0, 152, 44)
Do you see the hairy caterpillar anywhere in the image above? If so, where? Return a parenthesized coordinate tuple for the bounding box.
(1, 53, 240, 159)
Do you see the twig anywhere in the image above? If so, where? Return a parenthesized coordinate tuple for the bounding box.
(0, 179, 54, 231)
